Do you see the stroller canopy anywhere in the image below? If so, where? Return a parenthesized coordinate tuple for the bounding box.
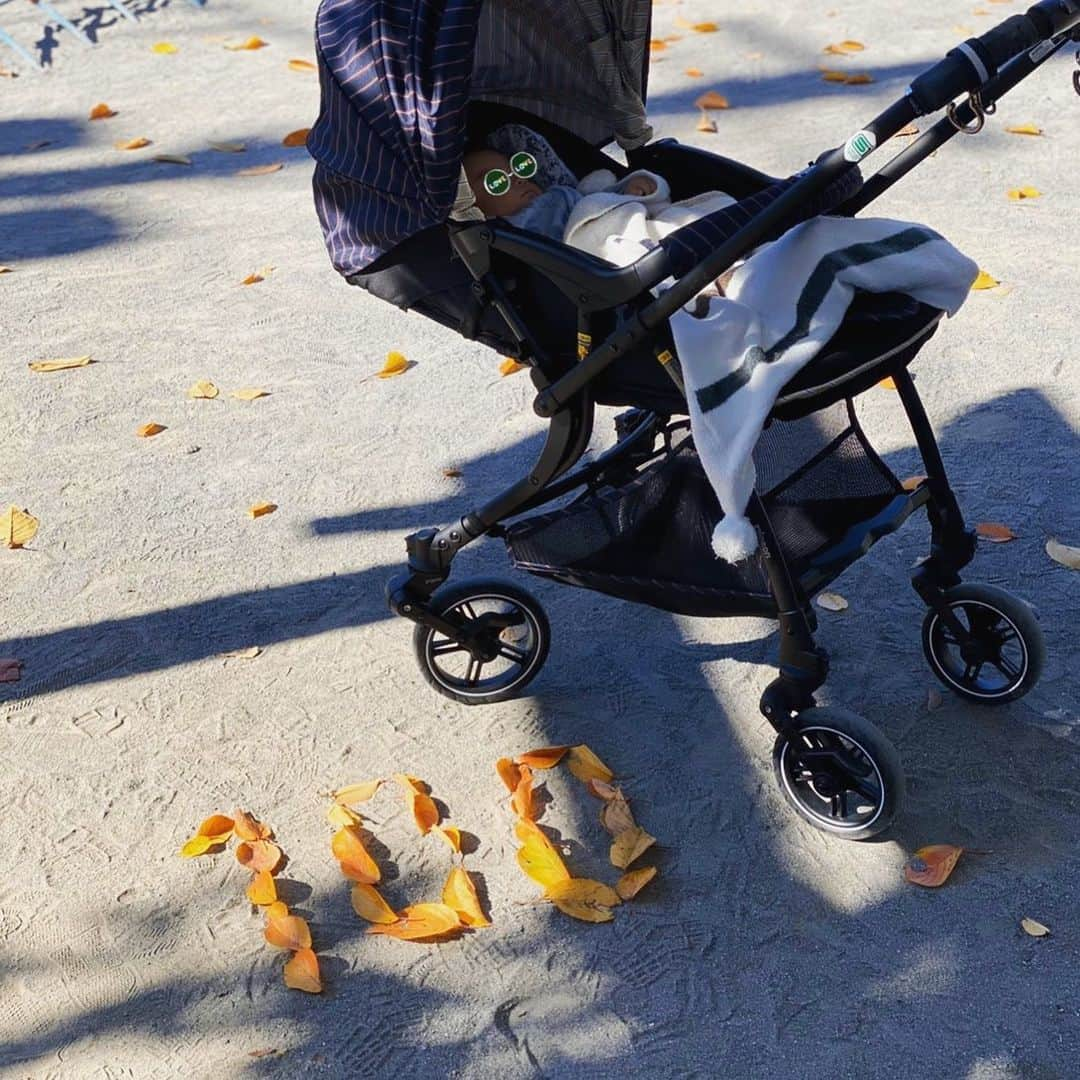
(308, 0, 653, 275)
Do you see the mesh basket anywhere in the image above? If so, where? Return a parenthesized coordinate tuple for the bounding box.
(505, 400, 902, 617)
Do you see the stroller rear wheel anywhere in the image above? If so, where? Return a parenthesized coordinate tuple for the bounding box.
(921, 583, 1044, 705)
(772, 708, 904, 840)
(413, 578, 550, 705)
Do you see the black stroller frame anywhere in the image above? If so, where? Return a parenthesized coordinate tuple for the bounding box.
(380, 3, 1080, 839)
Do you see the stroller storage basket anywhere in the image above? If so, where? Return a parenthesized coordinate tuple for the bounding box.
(506, 400, 902, 617)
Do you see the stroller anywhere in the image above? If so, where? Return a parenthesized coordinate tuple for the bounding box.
(309, 0, 1080, 839)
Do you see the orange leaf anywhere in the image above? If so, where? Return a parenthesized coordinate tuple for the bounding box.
(368, 902, 463, 941)
(248, 502, 277, 518)
(237, 163, 283, 177)
(824, 40, 865, 54)
(89, 103, 116, 120)
(442, 866, 490, 927)
(136, 423, 166, 437)
(246, 870, 278, 906)
(115, 137, 151, 151)
(695, 90, 730, 110)
(433, 825, 462, 853)
(225, 36, 269, 51)
(515, 745, 569, 769)
(511, 764, 535, 821)
(566, 745, 614, 784)
(514, 819, 570, 888)
(392, 773, 428, 794)
(378, 351, 410, 378)
(843, 73, 875, 85)
(692, 22, 719, 32)
(610, 826, 656, 869)
(976, 522, 1016, 543)
(499, 357, 527, 376)
(901, 475, 927, 492)
(350, 883, 398, 924)
(394, 774, 439, 833)
(288, 59, 317, 72)
(615, 866, 658, 900)
(232, 809, 271, 841)
(649, 39, 667, 52)
(266, 901, 288, 921)
(331, 826, 381, 883)
(241, 272, 265, 286)
(877, 376, 898, 390)
(197, 814, 235, 838)
(904, 844, 963, 887)
(695, 113, 718, 134)
(264, 913, 312, 950)
(236, 840, 283, 874)
(282, 128, 311, 148)
(283, 948, 322, 993)
(496, 757, 522, 792)
(685, 67, 704, 77)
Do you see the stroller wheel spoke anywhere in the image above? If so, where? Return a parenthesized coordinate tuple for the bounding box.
(498, 643, 527, 664)
(991, 655, 1020, 682)
(431, 640, 467, 657)
(464, 657, 484, 686)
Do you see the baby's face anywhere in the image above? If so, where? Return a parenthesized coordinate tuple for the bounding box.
(464, 150, 542, 219)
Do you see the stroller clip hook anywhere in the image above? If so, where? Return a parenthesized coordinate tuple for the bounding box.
(947, 90, 993, 134)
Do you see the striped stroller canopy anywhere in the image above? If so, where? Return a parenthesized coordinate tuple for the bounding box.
(308, 0, 652, 275)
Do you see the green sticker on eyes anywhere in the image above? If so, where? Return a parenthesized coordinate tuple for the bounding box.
(483, 170, 511, 196)
(510, 151, 537, 179)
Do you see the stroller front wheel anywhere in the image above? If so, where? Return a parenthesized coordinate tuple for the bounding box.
(412, 578, 550, 705)
(772, 708, 904, 840)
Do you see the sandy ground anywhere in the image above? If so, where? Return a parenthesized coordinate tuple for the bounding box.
(2, 0, 1079, 1077)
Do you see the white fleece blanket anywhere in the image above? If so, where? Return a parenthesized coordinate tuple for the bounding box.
(666, 216, 979, 562)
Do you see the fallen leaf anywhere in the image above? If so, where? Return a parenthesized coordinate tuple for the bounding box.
(903, 844, 963, 887)
(180, 834, 223, 858)
(368, 902, 463, 941)
(153, 154, 192, 165)
(237, 163, 284, 177)
(649, 39, 667, 53)
(515, 819, 570, 888)
(610, 826, 656, 869)
(236, 840, 283, 874)
(901, 475, 927, 491)
(878, 376, 898, 390)
(824, 40, 865, 54)
(548, 897, 615, 922)
(405, 786, 439, 834)
(151, 42, 177, 54)
(896, 124, 920, 137)
(288, 58, 317, 72)
(433, 825, 462, 853)
(378, 351, 410, 378)
(136, 423, 166, 438)
(815, 591, 849, 612)
(692, 22, 719, 32)
(248, 1049, 280, 1059)
(496, 758, 523, 793)
(208, 141, 247, 153)
(265, 913, 312, 950)
(332, 826, 381, 883)
(225, 36, 269, 51)
(392, 773, 428, 794)
(350, 883, 398, 924)
(246, 870, 277, 906)
(976, 522, 1016, 543)
(1045, 538, 1080, 570)
(1020, 917, 1050, 937)
(616, 866, 658, 900)
(230, 388, 270, 401)
(972, 270, 1000, 290)
(266, 901, 288, 921)
(333, 780, 382, 805)
(442, 468, 463, 478)
(219, 646, 261, 659)
(546, 878, 621, 907)
(695, 90, 730, 110)
(443, 866, 490, 927)
(241, 272, 265, 286)
(89, 103, 117, 120)
(187, 379, 219, 399)
(511, 765, 535, 820)
(29, 355, 93, 372)
(326, 803, 361, 829)
(1007, 186, 1041, 201)
(2, 506, 39, 549)
(283, 948, 322, 993)
(282, 128, 311, 148)
(587, 779, 619, 800)
(197, 814, 235, 838)
(516, 746, 569, 769)
(843, 73, 875, 85)
(1005, 123, 1043, 136)
(248, 502, 277, 518)
(233, 809, 271, 841)
(0, 266, 12, 274)
(685, 67, 704, 77)
(695, 113, 717, 133)
(600, 792, 636, 837)
(114, 137, 151, 151)
(499, 357, 527, 376)
(566, 745, 614, 784)
(0, 659, 23, 683)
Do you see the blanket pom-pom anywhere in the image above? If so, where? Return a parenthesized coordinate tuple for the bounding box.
(711, 516, 758, 563)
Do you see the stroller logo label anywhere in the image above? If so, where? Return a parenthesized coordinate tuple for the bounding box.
(843, 130, 877, 162)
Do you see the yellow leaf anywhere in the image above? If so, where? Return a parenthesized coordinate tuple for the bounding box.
(550, 898, 615, 922)
(903, 844, 963, 887)
(333, 780, 382, 805)
(187, 379, 219, 399)
(976, 521, 1016, 543)
(288, 59, 317, 72)
(695, 90, 730, 110)
(248, 502, 277, 518)
(433, 825, 462, 853)
(1046, 538, 1080, 570)
(546, 878, 621, 907)
(1007, 186, 1041, 201)
(2, 506, 39, 549)
(877, 375, 898, 390)
(230, 388, 270, 401)
(843, 73, 875, 85)
(180, 834, 222, 858)
(499, 357, 527, 376)
(392, 773, 428, 794)
(283, 948, 322, 993)
(266, 901, 288, 921)
(610, 826, 656, 869)
(246, 870, 277, 906)
(89, 103, 116, 120)
(264, 913, 312, 950)
(282, 128, 311, 148)
(136, 423, 166, 438)
(235, 839, 283, 874)
(225, 36, 269, 51)
(350, 883, 398, 924)
(151, 42, 177, 54)
(824, 40, 865, 54)
(114, 137, 151, 151)
(972, 270, 999, 290)
(219, 646, 261, 659)
(516, 745, 570, 769)
(1021, 917, 1050, 938)
(28, 355, 92, 372)
(442, 866, 490, 927)
(1005, 124, 1043, 136)
(326, 803, 362, 829)
(820, 68, 849, 82)
(208, 141, 247, 153)
(368, 902, 463, 941)
(566, 745, 614, 784)
(514, 819, 571, 888)
(237, 163, 284, 177)
(378, 351, 410, 378)
(153, 154, 192, 166)
(616, 866, 658, 900)
(816, 591, 849, 612)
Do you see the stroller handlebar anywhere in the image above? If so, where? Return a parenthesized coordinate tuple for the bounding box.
(908, 0, 1080, 114)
